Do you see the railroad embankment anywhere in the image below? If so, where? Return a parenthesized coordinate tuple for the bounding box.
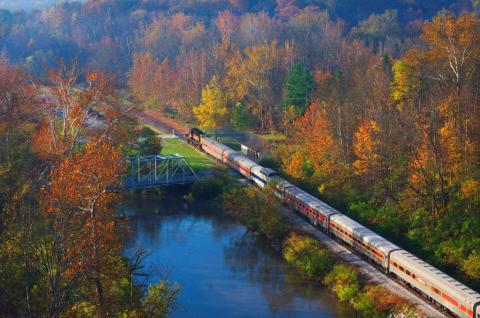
(190, 176, 444, 317)
(134, 108, 445, 317)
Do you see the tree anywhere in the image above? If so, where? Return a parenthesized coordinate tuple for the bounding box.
(172, 49, 210, 120)
(283, 234, 333, 279)
(0, 60, 42, 317)
(33, 66, 116, 161)
(393, 13, 480, 222)
(463, 253, 480, 281)
(352, 120, 381, 178)
(225, 41, 293, 131)
(193, 76, 228, 131)
(352, 9, 401, 55)
(40, 141, 123, 318)
(231, 102, 252, 130)
(279, 103, 347, 193)
(324, 265, 361, 303)
(140, 282, 179, 318)
(133, 127, 162, 155)
(31, 66, 139, 317)
(129, 53, 155, 103)
(223, 186, 287, 242)
(283, 62, 315, 114)
(214, 10, 239, 44)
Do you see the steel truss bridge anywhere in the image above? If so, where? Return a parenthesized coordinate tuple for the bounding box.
(122, 154, 199, 189)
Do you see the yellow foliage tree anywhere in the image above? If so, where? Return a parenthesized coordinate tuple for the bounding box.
(224, 41, 294, 131)
(193, 75, 229, 131)
(353, 119, 381, 176)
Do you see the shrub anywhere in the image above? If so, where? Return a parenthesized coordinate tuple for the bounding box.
(362, 285, 413, 317)
(141, 281, 179, 318)
(283, 233, 333, 280)
(223, 186, 288, 242)
(324, 264, 361, 302)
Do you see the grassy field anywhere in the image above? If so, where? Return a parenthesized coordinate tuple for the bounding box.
(161, 138, 217, 171)
(258, 133, 286, 142)
(216, 136, 241, 151)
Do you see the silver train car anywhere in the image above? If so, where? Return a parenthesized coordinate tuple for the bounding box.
(187, 129, 480, 318)
(390, 250, 480, 318)
(329, 213, 400, 269)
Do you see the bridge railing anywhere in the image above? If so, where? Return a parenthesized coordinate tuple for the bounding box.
(122, 154, 198, 189)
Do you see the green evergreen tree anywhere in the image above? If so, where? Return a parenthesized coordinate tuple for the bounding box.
(231, 102, 252, 130)
(283, 62, 315, 114)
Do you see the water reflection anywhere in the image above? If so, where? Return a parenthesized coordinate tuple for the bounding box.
(223, 234, 353, 317)
(121, 195, 354, 318)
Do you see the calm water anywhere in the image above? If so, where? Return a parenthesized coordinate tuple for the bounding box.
(121, 195, 354, 318)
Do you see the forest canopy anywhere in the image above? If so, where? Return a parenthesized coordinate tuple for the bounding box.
(1, 1, 480, 317)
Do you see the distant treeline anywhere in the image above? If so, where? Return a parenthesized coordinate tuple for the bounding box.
(0, 0, 475, 79)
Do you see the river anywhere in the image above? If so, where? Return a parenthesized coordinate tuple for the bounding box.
(121, 194, 354, 318)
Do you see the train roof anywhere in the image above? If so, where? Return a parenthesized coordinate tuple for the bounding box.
(250, 166, 277, 177)
(203, 137, 232, 152)
(391, 250, 480, 306)
(226, 151, 258, 168)
(286, 187, 340, 216)
(330, 214, 400, 255)
(190, 127, 205, 135)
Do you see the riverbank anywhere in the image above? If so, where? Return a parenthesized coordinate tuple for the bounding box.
(121, 192, 355, 318)
(190, 177, 444, 317)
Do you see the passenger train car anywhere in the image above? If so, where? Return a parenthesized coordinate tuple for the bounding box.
(186, 128, 480, 318)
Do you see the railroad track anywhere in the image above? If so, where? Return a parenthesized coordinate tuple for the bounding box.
(132, 109, 186, 137)
(132, 108, 450, 317)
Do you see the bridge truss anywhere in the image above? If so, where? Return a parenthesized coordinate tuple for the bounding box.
(123, 154, 199, 189)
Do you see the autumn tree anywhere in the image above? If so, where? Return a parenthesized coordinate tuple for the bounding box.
(129, 53, 155, 102)
(385, 13, 480, 281)
(30, 66, 146, 317)
(279, 103, 348, 194)
(351, 9, 402, 55)
(0, 59, 43, 317)
(214, 10, 239, 45)
(392, 13, 480, 219)
(171, 49, 210, 120)
(33, 66, 118, 161)
(225, 41, 293, 131)
(352, 120, 382, 178)
(193, 75, 229, 131)
(39, 141, 123, 318)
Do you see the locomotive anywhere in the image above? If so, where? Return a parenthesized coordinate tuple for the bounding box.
(186, 128, 480, 318)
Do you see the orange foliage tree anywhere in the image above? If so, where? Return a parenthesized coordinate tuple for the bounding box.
(31, 66, 132, 317)
(280, 103, 348, 194)
(33, 66, 116, 161)
(40, 141, 123, 318)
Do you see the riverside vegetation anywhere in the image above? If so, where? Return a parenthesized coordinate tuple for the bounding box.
(192, 177, 417, 317)
(0, 65, 178, 318)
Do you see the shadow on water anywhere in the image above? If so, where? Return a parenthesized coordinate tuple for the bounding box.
(223, 234, 354, 318)
(120, 194, 355, 318)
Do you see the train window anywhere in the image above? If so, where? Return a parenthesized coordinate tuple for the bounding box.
(431, 287, 440, 295)
(406, 270, 411, 276)
(399, 265, 404, 272)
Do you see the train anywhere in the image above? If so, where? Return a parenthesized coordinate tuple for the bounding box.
(186, 128, 480, 318)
